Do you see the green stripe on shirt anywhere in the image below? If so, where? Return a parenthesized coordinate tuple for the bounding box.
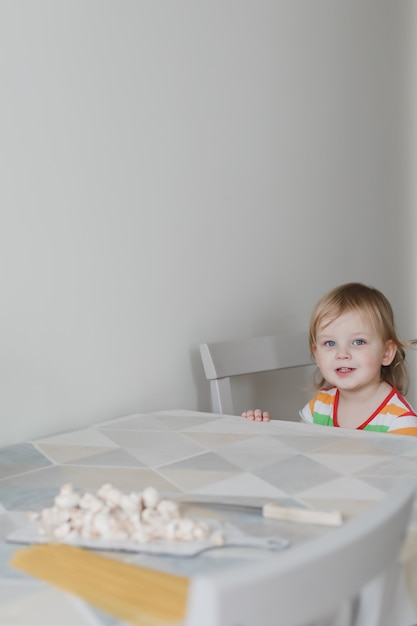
(312, 412, 334, 426)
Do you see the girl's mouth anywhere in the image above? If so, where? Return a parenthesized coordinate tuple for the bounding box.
(336, 367, 354, 373)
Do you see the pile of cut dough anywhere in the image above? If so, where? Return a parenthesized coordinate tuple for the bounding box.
(29, 483, 219, 544)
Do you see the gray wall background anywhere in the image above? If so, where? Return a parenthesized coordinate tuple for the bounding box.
(1, 1, 416, 444)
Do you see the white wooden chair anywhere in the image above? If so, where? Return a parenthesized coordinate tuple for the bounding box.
(200, 331, 312, 415)
(185, 481, 415, 626)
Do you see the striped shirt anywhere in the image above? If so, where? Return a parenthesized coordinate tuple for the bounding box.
(299, 385, 417, 436)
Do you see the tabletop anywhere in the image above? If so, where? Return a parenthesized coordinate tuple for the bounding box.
(1, 409, 417, 625)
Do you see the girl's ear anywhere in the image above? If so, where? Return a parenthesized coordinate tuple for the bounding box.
(382, 340, 397, 366)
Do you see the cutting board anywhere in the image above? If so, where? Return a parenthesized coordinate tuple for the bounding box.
(7, 519, 290, 556)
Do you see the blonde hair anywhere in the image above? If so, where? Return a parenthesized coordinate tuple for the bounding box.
(309, 282, 414, 394)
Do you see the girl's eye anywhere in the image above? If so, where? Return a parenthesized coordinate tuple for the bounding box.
(325, 340, 336, 347)
(353, 339, 365, 346)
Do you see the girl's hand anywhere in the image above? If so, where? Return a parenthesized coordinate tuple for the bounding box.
(241, 409, 271, 422)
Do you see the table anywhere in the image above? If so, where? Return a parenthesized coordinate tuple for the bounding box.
(1, 410, 417, 625)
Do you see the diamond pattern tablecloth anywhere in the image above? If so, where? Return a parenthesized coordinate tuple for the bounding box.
(1, 410, 417, 625)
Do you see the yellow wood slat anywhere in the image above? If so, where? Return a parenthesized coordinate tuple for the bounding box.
(10, 544, 190, 625)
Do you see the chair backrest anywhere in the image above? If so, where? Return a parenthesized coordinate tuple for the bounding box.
(185, 481, 415, 626)
(200, 331, 312, 414)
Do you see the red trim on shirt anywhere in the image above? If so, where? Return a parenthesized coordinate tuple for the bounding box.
(397, 393, 416, 415)
(333, 384, 397, 430)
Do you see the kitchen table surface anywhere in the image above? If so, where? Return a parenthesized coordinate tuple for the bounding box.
(1, 409, 417, 625)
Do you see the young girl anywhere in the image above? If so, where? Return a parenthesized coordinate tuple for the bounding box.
(242, 282, 417, 436)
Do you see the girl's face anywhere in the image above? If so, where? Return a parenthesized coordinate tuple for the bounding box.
(312, 310, 396, 393)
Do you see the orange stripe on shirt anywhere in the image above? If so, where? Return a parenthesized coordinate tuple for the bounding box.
(316, 390, 334, 405)
(380, 403, 409, 417)
(390, 427, 417, 437)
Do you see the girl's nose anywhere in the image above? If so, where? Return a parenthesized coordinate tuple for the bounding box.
(336, 346, 351, 359)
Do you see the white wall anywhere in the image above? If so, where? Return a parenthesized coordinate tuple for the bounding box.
(0, 1, 415, 445)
